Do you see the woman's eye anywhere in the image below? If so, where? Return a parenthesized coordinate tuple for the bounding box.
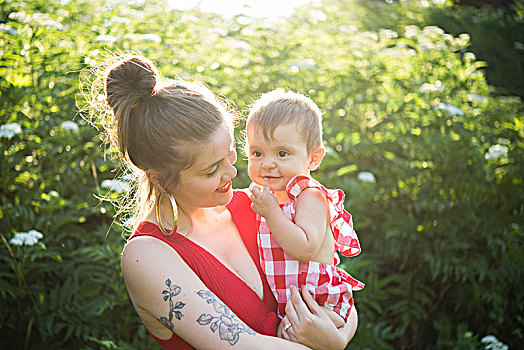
(206, 165, 220, 177)
(278, 151, 289, 158)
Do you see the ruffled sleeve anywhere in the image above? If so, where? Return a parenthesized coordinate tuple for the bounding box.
(286, 175, 361, 257)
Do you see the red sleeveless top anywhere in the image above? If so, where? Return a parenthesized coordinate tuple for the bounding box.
(128, 190, 279, 349)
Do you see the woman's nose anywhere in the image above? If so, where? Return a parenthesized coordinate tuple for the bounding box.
(224, 159, 237, 180)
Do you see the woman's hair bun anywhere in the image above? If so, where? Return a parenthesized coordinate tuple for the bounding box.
(105, 56, 158, 112)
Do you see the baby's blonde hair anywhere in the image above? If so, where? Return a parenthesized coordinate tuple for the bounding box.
(247, 89, 323, 154)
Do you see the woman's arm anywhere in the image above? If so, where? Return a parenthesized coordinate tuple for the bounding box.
(121, 236, 310, 349)
(279, 285, 357, 350)
(250, 180, 329, 261)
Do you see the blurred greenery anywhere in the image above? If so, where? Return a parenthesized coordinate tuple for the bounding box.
(1, 0, 522, 349)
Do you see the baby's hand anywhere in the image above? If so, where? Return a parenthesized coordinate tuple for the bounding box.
(250, 178, 280, 218)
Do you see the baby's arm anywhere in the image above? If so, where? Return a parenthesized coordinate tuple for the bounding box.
(250, 179, 329, 262)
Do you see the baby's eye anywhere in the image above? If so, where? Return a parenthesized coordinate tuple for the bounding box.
(252, 151, 262, 158)
(278, 150, 289, 158)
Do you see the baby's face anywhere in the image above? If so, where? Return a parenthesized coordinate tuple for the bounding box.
(246, 123, 313, 196)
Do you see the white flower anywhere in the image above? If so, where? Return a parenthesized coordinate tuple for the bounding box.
(111, 16, 131, 24)
(9, 236, 25, 246)
(338, 24, 358, 32)
(310, 10, 326, 22)
(497, 138, 510, 145)
(121, 173, 136, 181)
(383, 47, 415, 58)
(139, 33, 161, 43)
(0, 23, 17, 35)
(9, 230, 44, 246)
(101, 179, 131, 193)
(8, 11, 63, 29)
(468, 94, 488, 103)
(481, 335, 508, 350)
(358, 31, 378, 42)
(56, 9, 70, 18)
(463, 52, 476, 61)
(459, 33, 470, 42)
(437, 103, 464, 116)
(61, 121, 79, 131)
(96, 35, 117, 43)
(290, 59, 316, 69)
(228, 38, 251, 51)
(419, 83, 439, 93)
(423, 26, 445, 36)
(0, 123, 22, 138)
(482, 335, 498, 343)
(40, 19, 63, 30)
(8, 11, 28, 21)
(405, 25, 420, 38)
(484, 144, 509, 160)
(357, 171, 376, 183)
(379, 29, 398, 39)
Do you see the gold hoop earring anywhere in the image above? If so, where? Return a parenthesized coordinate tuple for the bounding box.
(155, 191, 178, 236)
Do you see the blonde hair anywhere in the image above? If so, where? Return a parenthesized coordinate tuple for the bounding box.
(82, 52, 235, 232)
(247, 89, 323, 154)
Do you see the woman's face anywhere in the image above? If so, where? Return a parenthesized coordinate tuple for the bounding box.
(171, 126, 237, 211)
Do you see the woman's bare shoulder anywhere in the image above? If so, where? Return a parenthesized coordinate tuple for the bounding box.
(120, 235, 185, 289)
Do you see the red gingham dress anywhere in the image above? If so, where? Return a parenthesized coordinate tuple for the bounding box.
(255, 175, 364, 322)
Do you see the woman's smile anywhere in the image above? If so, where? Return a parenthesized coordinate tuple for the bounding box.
(216, 179, 232, 193)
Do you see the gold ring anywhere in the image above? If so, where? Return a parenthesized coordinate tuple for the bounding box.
(283, 323, 292, 331)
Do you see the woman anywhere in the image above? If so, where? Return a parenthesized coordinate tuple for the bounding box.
(91, 53, 357, 349)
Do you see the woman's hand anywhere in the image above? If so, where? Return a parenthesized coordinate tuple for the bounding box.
(278, 285, 357, 350)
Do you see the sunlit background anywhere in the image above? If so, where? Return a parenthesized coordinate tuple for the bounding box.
(167, 0, 319, 18)
(1, 0, 522, 349)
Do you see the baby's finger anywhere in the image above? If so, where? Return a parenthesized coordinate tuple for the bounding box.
(251, 185, 261, 196)
(249, 195, 259, 206)
(263, 178, 271, 192)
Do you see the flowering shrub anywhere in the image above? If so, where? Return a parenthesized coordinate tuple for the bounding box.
(1, 0, 522, 349)
(0, 122, 22, 138)
(9, 230, 43, 246)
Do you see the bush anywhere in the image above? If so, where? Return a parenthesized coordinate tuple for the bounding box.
(0, 0, 156, 348)
(427, 2, 524, 97)
(1, 0, 522, 349)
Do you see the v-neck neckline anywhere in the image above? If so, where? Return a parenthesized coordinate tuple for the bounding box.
(143, 206, 267, 302)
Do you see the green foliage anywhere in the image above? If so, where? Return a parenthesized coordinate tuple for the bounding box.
(328, 0, 524, 97)
(426, 2, 524, 97)
(0, 0, 156, 348)
(1, 0, 522, 349)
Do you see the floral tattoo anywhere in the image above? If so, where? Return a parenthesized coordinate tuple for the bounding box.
(196, 289, 255, 345)
(158, 278, 185, 331)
